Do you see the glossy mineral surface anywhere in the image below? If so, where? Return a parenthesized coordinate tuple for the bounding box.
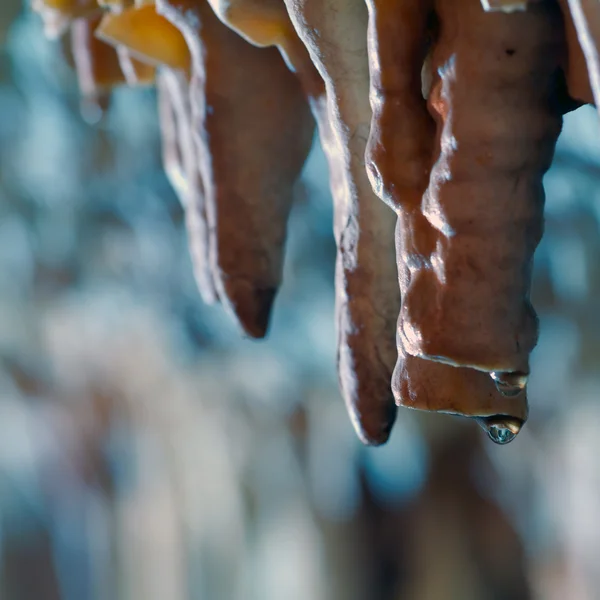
(28, 0, 600, 446)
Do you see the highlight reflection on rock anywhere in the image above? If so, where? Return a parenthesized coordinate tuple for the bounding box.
(25, 0, 600, 446)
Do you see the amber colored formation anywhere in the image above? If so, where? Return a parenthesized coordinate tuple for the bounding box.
(29, 0, 600, 445)
(96, 4, 191, 71)
(205, 0, 316, 80)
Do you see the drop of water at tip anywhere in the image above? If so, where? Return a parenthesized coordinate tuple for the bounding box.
(477, 416, 523, 445)
(490, 371, 528, 397)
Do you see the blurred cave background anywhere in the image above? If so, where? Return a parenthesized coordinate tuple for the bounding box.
(1, 2, 600, 599)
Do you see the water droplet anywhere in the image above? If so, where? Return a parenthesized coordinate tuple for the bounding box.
(476, 416, 523, 445)
(490, 371, 528, 396)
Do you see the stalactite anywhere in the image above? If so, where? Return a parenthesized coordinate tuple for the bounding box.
(28, 0, 599, 445)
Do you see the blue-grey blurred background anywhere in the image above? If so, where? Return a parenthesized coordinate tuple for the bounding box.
(1, 4, 600, 599)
